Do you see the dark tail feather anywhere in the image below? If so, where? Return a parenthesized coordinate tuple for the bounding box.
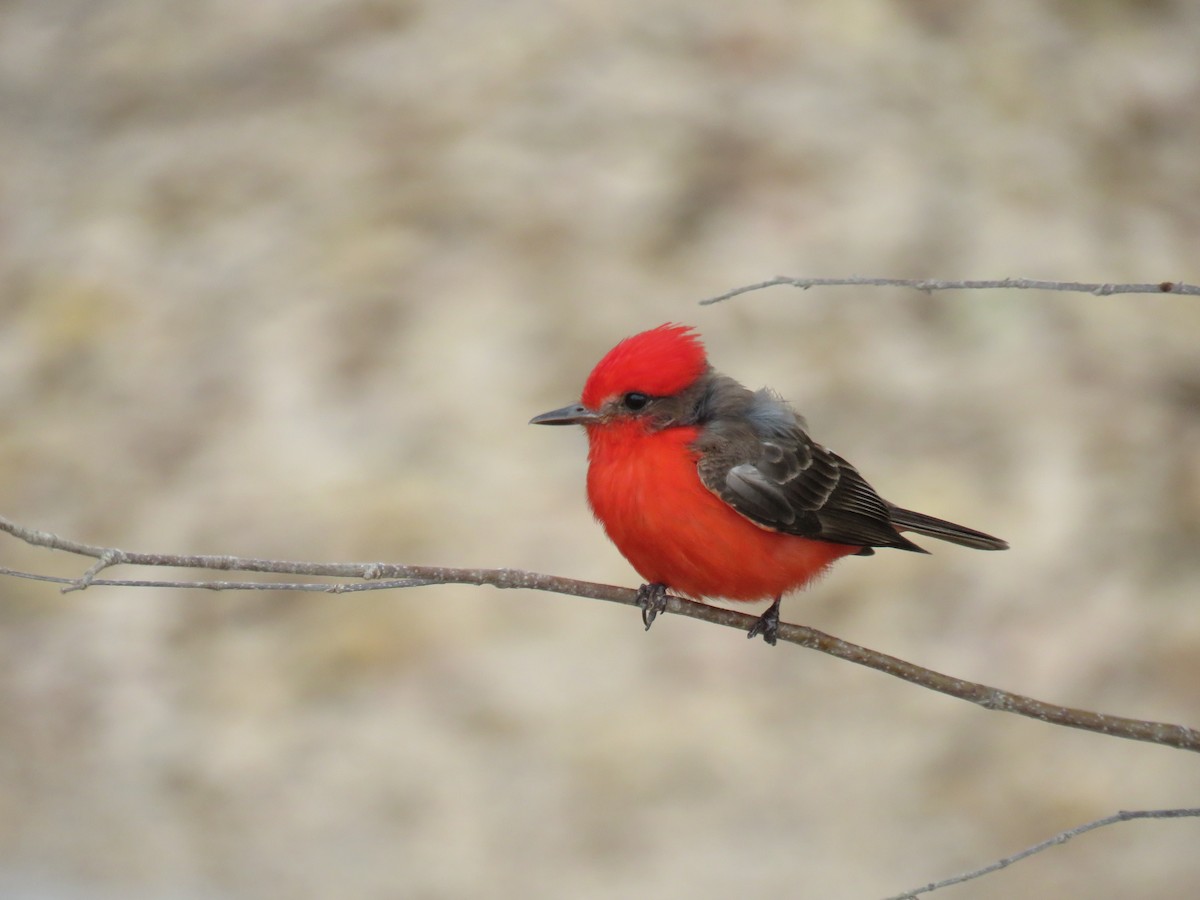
(890, 507, 1009, 551)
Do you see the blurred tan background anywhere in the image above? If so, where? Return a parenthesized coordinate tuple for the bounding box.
(2, 1, 1199, 897)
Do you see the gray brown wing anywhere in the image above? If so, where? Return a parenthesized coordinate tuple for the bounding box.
(696, 424, 926, 552)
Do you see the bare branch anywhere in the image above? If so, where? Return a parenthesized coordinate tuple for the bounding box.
(701, 276, 1200, 305)
(885, 808, 1200, 899)
(0, 566, 437, 593)
(2, 514, 1198, 754)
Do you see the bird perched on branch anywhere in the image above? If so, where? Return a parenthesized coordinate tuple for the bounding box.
(531, 324, 1007, 644)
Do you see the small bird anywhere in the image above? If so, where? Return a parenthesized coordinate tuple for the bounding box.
(531, 324, 1007, 644)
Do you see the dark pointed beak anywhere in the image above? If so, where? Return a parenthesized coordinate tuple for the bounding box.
(530, 403, 601, 426)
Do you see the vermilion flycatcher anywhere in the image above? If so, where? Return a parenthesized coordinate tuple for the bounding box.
(532, 323, 1007, 644)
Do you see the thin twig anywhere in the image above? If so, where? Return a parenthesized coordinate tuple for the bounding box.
(2, 515, 1197, 754)
(885, 808, 1200, 899)
(0, 566, 439, 593)
(701, 276, 1200, 305)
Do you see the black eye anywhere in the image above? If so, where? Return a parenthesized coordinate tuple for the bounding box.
(622, 392, 651, 411)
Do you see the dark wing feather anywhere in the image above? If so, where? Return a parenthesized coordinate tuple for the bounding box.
(693, 388, 925, 552)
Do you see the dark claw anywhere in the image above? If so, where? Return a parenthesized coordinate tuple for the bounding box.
(747, 596, 782, 646)
(635, 582, 670, 631)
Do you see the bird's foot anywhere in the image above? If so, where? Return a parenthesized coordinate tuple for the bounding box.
(747, 596, 782, 646)
(635, 582, 670, 631)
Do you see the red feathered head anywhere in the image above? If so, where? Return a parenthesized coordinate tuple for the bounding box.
(581, 324, 708, 409)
